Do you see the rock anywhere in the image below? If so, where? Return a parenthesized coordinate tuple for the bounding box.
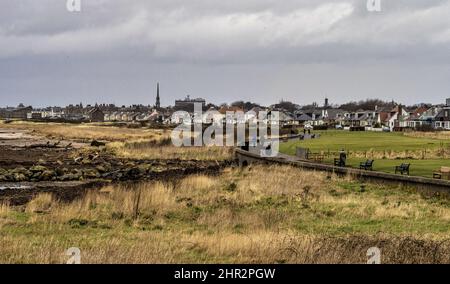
(88, 154, 100, 161)
(5, 173, 15, 182)
(13, 173, 27, 182)
(151, 166, 165, 173)
(115, 172, 123, 180)
(11, 167, 28, 176)
(91, 140, 106, 147)
(29, 172, 40, 181)
(123, 167, 143, 180)
(58, 174, 77, 181)
(40, 170, 56, 181)
(55, 167, 67, 176)
(126, 162, 136, 167)
(29, 165, 48, 173)
(96, 165, 107, 173)
(72, 169, 83, 179)
(74, 157, 84, 163)
(82, 168, 100, 179)
(138, 164, 152, 173)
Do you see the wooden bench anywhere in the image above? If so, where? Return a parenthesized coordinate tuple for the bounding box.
(395, 163, 410, 175)
(360, 160, 374, 171)
(433, 167, 450, 180)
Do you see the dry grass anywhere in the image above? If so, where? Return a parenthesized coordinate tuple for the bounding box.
(1, 165, 450, 263)
(26, 193, 53, 213)
(0, 121, 168, 142)
(107, 141, 233, 161)
(340, 148, 450, 160)
(1, 121, 233, 160)
(404, 131, 450, 140)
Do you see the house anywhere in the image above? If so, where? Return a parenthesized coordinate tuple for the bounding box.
(86, 107, 105, 122)
(278, 111, 298, 126)
(28, 107, 65, 119)
(294, 109, 323, 126)
(401, 106, 430, 128)
(322, 109, 346, 126)
(341, 110, 367, 127)
(434, 107, 450, 130)
(357, 111, 379, 127)
(170, 111, 191, 124)
(27, 112, 43, 120)
(420, 106, 439, 128)
(147, 110, 164, 122)
(387, 105, 409, 131)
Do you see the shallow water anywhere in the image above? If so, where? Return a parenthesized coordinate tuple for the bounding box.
(0, 184, 31, 190)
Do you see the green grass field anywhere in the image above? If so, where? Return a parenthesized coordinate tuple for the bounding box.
(331, 158, 449, 178)
(281, 131, 447, 153)
(280, 130, 450, 178)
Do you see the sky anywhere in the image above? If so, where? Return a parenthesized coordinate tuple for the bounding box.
(0, 0, 450, 107)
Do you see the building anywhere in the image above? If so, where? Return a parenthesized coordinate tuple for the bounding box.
(434, 107, 450, 130)
(86, 107, 105, 122)
(155, 83, 161, 109)
(27, 112, 43, 120)
(174, 96, 206, 112)
(401, 106, 429, 128)
(0, 105, 32, 119)
(388, 105, 408, 131)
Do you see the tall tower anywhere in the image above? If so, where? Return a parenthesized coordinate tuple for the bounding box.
(155, 83, 161, 109)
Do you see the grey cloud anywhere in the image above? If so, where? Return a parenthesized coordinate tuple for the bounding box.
(0, 0, 449, 107)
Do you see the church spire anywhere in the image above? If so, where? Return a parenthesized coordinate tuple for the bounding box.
(155, 82, 161, 109)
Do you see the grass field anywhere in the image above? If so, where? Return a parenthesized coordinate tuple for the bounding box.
(281, 130, 448, 153)
(336, 159, 449, 178)
(1, 165, 450, 264)
(280, 130, 450, 178)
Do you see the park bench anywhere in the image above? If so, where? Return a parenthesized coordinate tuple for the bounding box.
(433, 167, 450, 180)
(359, 160, 374, 171)
(395, 163, 410, 175)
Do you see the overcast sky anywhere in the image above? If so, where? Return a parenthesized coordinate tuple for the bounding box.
(0, 0, 449, 107)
